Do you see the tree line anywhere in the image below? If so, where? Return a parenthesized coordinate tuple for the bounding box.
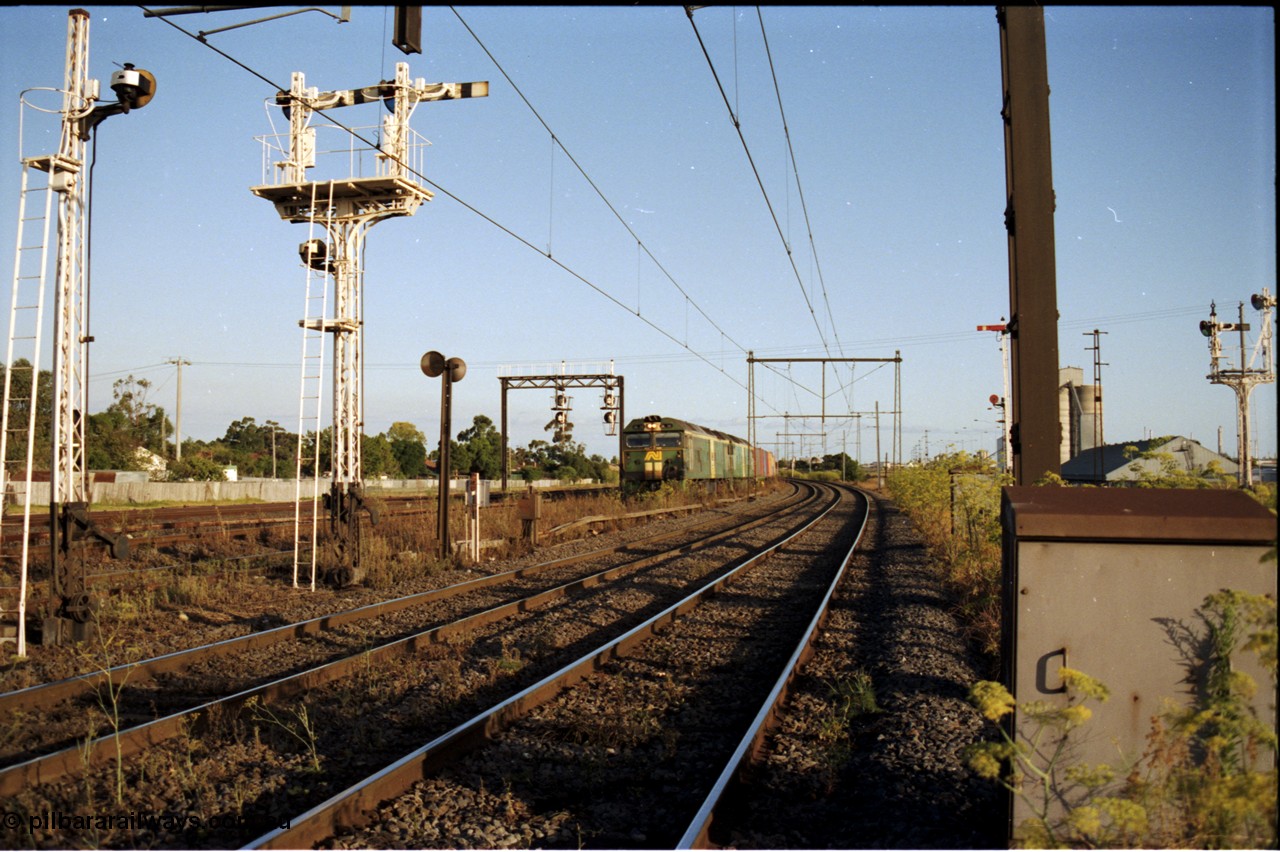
(3, 364, 616, 484)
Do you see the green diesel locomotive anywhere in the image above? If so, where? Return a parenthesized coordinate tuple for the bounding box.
(621, 414, 777, 490)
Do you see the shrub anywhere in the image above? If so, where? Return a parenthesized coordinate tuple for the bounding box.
(967, 591, 1277, 848)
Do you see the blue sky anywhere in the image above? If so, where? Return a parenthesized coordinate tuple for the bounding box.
(1, 6, 1275, 466)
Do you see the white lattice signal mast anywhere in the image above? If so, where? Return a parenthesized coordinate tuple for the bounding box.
(1200, 289, 1275, 486)
(2, 10, 150, 652)
(250, 64, 486, 579)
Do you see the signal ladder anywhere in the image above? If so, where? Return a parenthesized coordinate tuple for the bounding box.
(292, 182, 335, 590)
(1, 157, 67, 656)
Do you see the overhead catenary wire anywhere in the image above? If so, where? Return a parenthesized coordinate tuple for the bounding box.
(755, 8, 854, 411)
(687, 5, 868, 441)
(686, 6, 832, 359)
(447, 8, 749, 357)
(139, 5, 800, 413)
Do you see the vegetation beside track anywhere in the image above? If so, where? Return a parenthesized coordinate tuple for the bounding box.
(885, 453, 1277, 849)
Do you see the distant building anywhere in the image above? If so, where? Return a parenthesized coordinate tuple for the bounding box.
(132, 447, 167, 478)
(1061, 436, 1238, 484)
(1059, 366, 1102, 464)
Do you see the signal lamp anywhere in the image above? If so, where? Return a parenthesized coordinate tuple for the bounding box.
(1199, 320, 1214, 338)
(420, 350, 446, 377)
(299, 238, 329, 271)
(110, 63, 156, 111)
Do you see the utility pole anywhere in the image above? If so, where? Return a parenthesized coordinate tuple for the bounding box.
(167, 357, 190, 460)
(1083, 330, 1106, 480)
(875, 401, 882, 489)
(998, 6, 1062, 485)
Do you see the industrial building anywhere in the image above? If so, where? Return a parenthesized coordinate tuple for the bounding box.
(1060, 435, 1238, 484)
(1058, 366, 1102, 464)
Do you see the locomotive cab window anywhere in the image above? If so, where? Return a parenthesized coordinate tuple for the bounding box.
(624, 434, 652, 448)
(655, 433, 682, 448)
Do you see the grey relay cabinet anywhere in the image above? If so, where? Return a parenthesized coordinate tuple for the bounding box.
(999, 486, 1276, 839)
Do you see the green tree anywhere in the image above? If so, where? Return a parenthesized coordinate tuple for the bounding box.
(387, 421, 426, 446)
(821, 452, 860, 479)
(363, 433, 399, 478)
(84, 375, 171, 469)
(387, 421, 427, 478)
(209, 416, 295, 477)
(452, 414, 502, 478)
(1, 359, 53, 465)
(167, 454, 227, 482)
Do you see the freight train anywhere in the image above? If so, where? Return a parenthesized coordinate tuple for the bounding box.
(621, 414, 777, 491)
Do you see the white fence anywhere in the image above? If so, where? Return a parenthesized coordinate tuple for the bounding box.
(8, 478, 590, 507)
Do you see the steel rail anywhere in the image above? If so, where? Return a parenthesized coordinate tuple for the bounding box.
(0, 483, 800, 718)
(676, 484, 871, 848)
(0, 486, 814, 797)
(0, 485, 616, 544)
(243, 481, 838, 850)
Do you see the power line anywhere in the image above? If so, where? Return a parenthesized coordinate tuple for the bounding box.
(445, 7, 774, 383)
(138, 8, 754, 390)
(755, 10, 844, 358)
(686, 6, 832, 358)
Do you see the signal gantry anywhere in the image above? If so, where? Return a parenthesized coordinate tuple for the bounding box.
(251, 63, 486, 587)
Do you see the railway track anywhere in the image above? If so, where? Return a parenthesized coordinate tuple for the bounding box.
(279, 481, 866, 850)
(0, 485, 807, 760)
(2, 483, 818, 846)
(0, 486, 616, 561)
(1, 482, 1002, 849)
(0, 487, 666, 602)
(0, 496, 424, 567)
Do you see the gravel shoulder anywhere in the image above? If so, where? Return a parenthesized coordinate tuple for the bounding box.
(722, 491, 1005, 849)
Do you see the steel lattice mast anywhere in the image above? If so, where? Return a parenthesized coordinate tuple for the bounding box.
(252, 63, 486, 583)
(2, 9, 149, 652)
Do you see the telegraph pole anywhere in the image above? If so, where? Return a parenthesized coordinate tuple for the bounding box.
(167, 357, 190, 460)
(998, 6, 1062, 485)
(1083, 331, 1106, 480)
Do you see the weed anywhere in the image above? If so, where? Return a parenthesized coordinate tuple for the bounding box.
(887, 453, 1008, 661)
(244, 695, 323, 773)
(966, 591, 1277, 848)
(74, 622, 140, 807)
(810, 671, 879, 792)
